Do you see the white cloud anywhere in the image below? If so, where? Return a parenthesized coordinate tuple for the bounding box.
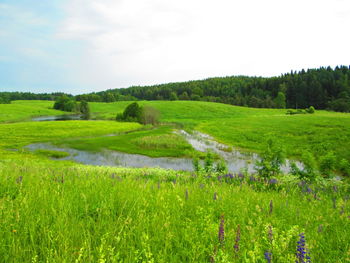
(55, 0, 350, 92)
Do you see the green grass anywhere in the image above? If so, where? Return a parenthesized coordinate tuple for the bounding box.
(0, 100, 66, 123)
(0, 101, 350, 262)
(0, 161, 349, 262)
(1, 100, 349, 169)
(58, 126, 198, 158)
(0, 121, 142, 162)
(89, 100, 350, 165)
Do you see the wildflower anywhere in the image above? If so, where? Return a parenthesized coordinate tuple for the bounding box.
(218, 214, 225, 247)
(238, 172, 244, 179)
(225, 173, 234, 179)
(268, 225, 273, 242)
(269, 200, 273, 215)
(213, 192, 217, 201)
(269, 178, 278, 185)
(157, 181, 160, 189)
(185, 189, 189, 200)
(295, 233, 311, 263)
(264, 251, 272, 263)
(249, 176, 256, 182)
(306, 187, 312, 193)
(234, 224, 241, 253)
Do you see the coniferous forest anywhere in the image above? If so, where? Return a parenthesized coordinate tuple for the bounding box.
(1, 65, 350, 112)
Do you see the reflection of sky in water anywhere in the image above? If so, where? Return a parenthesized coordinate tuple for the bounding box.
(26, 130, 302, 173)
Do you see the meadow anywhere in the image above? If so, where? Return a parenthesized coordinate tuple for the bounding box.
(0, 100, 350, 262)
(89, 100, 350, 168)
(1, 161, 349, 262)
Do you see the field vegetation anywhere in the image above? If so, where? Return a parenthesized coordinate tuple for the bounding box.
(0, 99, 349, 262)
(0, 161, 349, 262)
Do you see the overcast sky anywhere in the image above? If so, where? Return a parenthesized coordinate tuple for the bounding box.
(0, 0, 349, 94)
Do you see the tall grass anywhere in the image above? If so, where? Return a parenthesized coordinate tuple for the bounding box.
(1, 161, 349, 262)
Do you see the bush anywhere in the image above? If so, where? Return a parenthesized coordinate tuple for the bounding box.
(140, 106, 160, 125)
(117, 103, 160, 125)
(306, 106, 315, 114)
(54, 95, 78, 112)
(286, 106, 315, 115)
(255, 138, 285, 179)
(290, 151, 318, 181)
(319, 152, 336, 176)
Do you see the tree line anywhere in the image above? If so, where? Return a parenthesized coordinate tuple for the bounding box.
(1, 66, 350, 112)
(80, 65, 350, 112)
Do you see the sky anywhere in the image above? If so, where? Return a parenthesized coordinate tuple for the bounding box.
(0, 0, 350, 94)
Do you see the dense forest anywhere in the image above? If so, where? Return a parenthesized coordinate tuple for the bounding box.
(1, 66, 350, 112)
(0, 92, 72, 104)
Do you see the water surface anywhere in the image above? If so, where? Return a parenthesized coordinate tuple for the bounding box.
(26, 129, 302, 173)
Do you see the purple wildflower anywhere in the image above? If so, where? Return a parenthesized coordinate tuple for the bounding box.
(185, 189, 189, 200)
(269, 178, 278, 185)
(225, 173, 234, 179)
(218, 214, 225, 247)
(217, 175, 222, 182)
(213, 192, 217, 201)
(234, 224, 241, 253)
(264, 251, 272, 263)
(238, 172, 245, 179)
(296, 233, 311, 263)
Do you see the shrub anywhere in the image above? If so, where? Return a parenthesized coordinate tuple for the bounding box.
(140, 106, 160, 125)
(290, 151, 318, 181)
(339, 158, 350, 176)
(306, 106, 315, 114)
(255, 139, 285, 179)
(54, 95, 78, 112)
(117, 103, 160, 125)
(319, 152, 336, 176)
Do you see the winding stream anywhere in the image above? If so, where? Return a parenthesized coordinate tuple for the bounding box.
(26, 129, 302, 173)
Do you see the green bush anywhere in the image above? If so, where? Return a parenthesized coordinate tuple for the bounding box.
(319, 152, 337, 176)
(255, 138, 285, 179)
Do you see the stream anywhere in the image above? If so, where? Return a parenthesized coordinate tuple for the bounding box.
(25, 129, 302, 173)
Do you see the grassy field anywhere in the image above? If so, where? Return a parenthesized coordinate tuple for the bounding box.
(58, 125, 198, 158)
(0, 161, 349, 262)
(1, 100, 349, 169)
(0, 100, 66, 123)
(0, 100, 350, 262)
(90, 100, 350, 166)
